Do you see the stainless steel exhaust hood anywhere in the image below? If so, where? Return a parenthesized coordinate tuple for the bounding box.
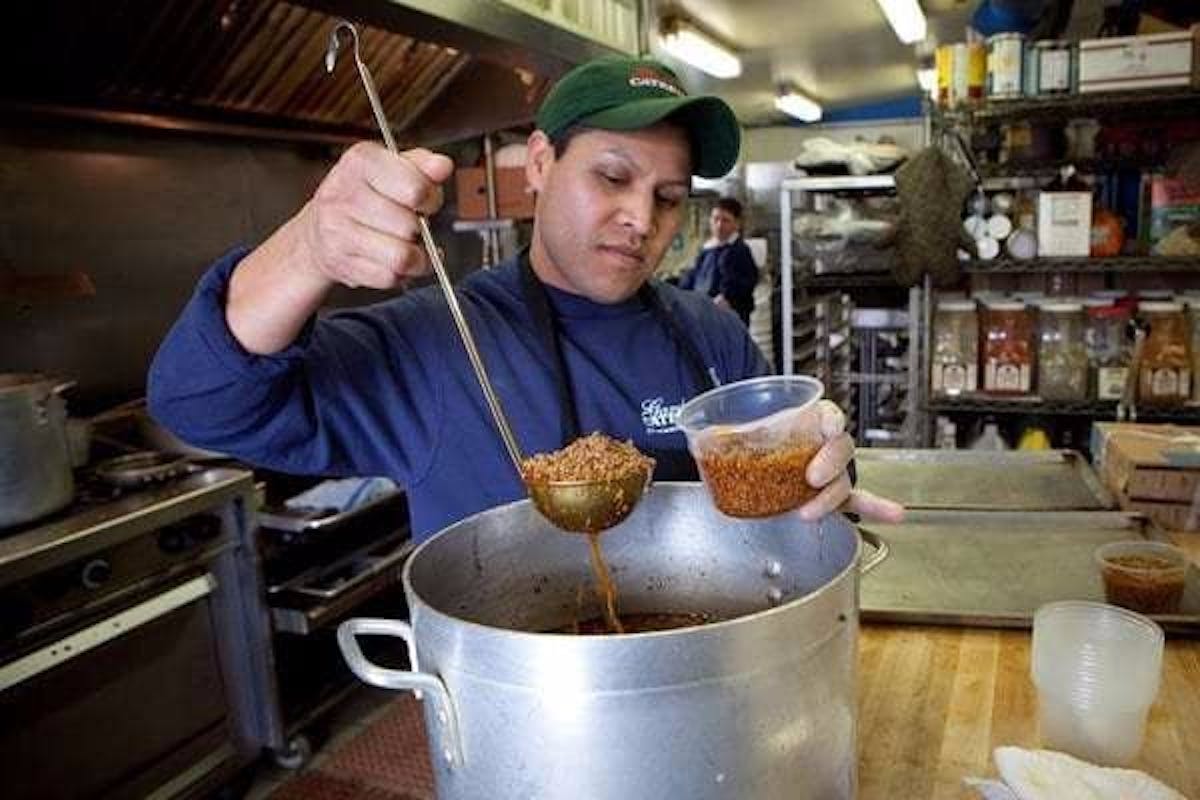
(0, 0, 634, 146)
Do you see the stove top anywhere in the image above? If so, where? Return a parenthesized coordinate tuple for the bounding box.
(0, 465, 256, 587)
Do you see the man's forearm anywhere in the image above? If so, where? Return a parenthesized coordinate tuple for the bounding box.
(227, 208, 335, 355)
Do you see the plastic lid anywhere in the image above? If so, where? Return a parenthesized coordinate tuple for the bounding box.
(963, 215, 988, 238)
(938, 300, 978, 312)
(987, 214, 1013, 239)
(1081, 297, 1113, 308)
(1138, 301, 1183, 313)
(984, 300, 1026, 311)
(1092, 290, 1128, 299)
(1095, 540, 1187, 573)
(1041, 302, 1083, 313)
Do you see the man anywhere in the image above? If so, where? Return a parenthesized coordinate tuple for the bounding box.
(677, 197, 758, 325)
(148, 55, 902, 542)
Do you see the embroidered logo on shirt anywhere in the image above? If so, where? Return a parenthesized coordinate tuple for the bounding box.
(629, 66, 684, 96)
(642, 396, 685, 435)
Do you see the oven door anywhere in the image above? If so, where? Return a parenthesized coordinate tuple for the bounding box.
(0, 573, 236, 800)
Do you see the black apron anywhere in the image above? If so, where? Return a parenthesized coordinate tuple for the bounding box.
(517, 252, 717, 482)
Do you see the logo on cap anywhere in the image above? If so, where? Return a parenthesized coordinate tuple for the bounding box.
(628, 65, 684, 96)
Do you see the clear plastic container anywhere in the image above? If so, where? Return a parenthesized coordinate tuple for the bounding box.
(970, 420, 1009, 451)
(1138, 301, 1191, 407)
(931, 300, 978, 397)
(1095, 541, 1188, 615)
(677, 376, 825, 518)
(1038, 302, 1088, 400)
(1031, 600, 1164, 765)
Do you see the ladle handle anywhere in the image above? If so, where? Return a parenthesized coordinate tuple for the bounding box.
(327, 21, 525, 476)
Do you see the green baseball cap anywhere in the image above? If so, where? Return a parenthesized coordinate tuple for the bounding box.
(535, 55, 740, 179)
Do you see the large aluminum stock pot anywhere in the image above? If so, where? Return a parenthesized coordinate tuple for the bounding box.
(338, 483, 887, 800)
(1, 374, 75, 528)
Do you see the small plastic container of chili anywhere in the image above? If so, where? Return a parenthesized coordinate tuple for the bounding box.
(678, 376, 825, 518)
(1094, 541, 1189, 615)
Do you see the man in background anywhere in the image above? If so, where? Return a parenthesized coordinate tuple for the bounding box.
(677, 197, 759, 325)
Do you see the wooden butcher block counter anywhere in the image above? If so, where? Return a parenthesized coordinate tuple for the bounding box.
(856, 624, 1200, 799)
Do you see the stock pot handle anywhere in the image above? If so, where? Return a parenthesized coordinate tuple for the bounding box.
(337, 617, 464, 768)
(858, 529, 889, 575)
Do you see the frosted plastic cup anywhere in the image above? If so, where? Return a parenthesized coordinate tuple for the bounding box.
(1094, 540, 1188, 615)
(1031, 601, 1164, 765)
(677, 376, 825, 518)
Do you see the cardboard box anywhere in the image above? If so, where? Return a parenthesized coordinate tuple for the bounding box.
(455, 166, 535, 220)
(1115, 496, 1200, 531)
(1078, 30, 1196, 93)
(1149, 175, 1200, 246)
(1092, 422, 1200, 503)
(1037, 191, 1092, 257)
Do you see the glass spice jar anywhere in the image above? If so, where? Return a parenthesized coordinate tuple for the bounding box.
(1184, 295, 1200, 403)
(1137, 301, 1191, 407)
(931, 300, 979, 397)
(1085, 301, 1131, 401)
(1038, 302, 1088, 401)
(982, 300, 1034, 395)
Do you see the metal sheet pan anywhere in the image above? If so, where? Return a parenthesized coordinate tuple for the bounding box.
(855, 449, 1114, 511)
(859, 510, 1200, 636)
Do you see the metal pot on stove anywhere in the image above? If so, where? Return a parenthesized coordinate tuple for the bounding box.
(338, 483, 887, 799)
(1, 373, 75, 528)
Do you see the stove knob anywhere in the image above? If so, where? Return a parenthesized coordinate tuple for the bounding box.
(81, 559, 112, 590)
(190, 515, 222, 542)
(157, 528, 190, 554)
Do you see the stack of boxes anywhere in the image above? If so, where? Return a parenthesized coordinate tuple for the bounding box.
(1092, 422, 1200, 531)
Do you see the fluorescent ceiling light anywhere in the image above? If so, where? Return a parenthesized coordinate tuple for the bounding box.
(916, 67, 936, 94)
(775, 90, 822, 123)
(659, 19, 742, 79)
(875, 0, 927, 44)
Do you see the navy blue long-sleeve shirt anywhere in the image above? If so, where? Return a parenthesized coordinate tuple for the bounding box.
(677, 237, 759, 324)
(148, 249, 769, 541)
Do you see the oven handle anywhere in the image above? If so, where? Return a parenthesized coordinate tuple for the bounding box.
(337, 617, 464, 769)
(0, 574, 215, 692)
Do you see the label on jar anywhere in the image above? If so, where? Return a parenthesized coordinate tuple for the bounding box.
(1096, 367, 1128, 400)
(933, 363, 977, 395)
(1142, 367, 1191, 400)
(1038, 48, 1071, 93)
(987, 35, 1024, 98)
(986, 360, 1030, 392)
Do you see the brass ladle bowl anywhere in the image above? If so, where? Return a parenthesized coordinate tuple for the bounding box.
(326, 21, 650, 534)
(525, 469, 651, 533)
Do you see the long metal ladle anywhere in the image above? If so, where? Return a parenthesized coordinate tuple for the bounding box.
(324, 22, 647, 533)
